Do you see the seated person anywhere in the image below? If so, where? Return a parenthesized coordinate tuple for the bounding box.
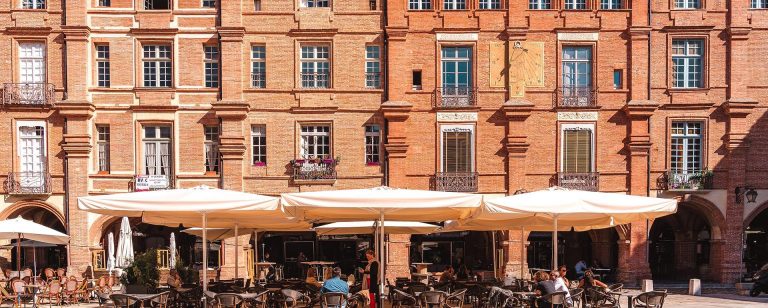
(306, 267, 323, 288)
(550, 270, 572, 306)
(438, 266, 455, 283)
(533, 271, 557, 308)
(456, 264, 470, 280)
(557, 266, 570, 287)
(574, 260, 587, 279)
(578, 270, 608, 290)
(167, 269, 182, 288)
(321, 267, 349, 295)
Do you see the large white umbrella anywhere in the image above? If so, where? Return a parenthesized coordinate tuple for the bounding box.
(107, 232, 116, 272)
(169, 233, 176, 268)
(315, 221, 439, 236)
(115, 217, 134, 268)
(282, 186, 482, 299)
(78, 185, 303, 291)
(0, 217, 69, 274)
(452, 187, 678, 271)
(2, 240, 58, 278)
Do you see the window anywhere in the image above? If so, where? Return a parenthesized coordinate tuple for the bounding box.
(369, 0, 377, 9)
(562, 46, 592, 89)
(97, 125, 110, 173)
(479, 0, 501, 9)
(441, 125, 473, 173)
(254, 0, 261, 10)
(600, 0, 621, 9)
(251, 125, 267, 165)
(142, 45, 172, 87)
(300, 46, 330, 88)
(145, 0, 170, 9)
(22, 0, 45, 9)
(752, 0, 768, 8)
(674, 0, 699, 8)
(365, 125, 381, 165)
(672, 39, 703, 88)
(17, 121, 47, 191)
(613, 69, 622, 89)
(441, 47, 472, 95)
(98, 0, 111, 6)
(365, 46, 381, 89)
(561, 125, 594, 173)
(142, 126, 172, 177)
(252, 45, 266, 88)
(96, 45, 110, 88)
(529, 0, 551, 9)
(301, 0, 329, 7)
(670, 121, 703, 174)
(300, 125, 331, 159)
(204, 126, 220, 173)
(204, 46, 219, 88)
(202, 0, 215, 8)
(19, 43, 45, 85)
(412, 70, 422, 90)
(443, 0, 466, 9)
(564, 0, 587, 9)
(409, 0, 432, 10)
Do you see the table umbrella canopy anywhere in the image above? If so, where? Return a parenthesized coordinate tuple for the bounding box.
(78, 185, 297, 228)
(315, 221, 440, 236)
(0, 217, 69, 245)
(2, 239, 58, 248)
(281, 186, 482, 222)
(183, 228, 256, 241)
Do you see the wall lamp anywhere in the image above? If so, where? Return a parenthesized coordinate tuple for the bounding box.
(736, 186, 758, 204)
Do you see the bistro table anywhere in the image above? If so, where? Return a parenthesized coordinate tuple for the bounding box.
(122, 293, 161, 308)
(256, 262, 276, 282)
(23, 284, 42, 308)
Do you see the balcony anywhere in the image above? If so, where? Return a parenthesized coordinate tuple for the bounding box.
(291, 159, 337, 183)
(300, 73, 330, 89)
(433, 172, 478, 192)
(365, 72, 382, 89)
(433, 87, 477, 108)
(662, 170, 713, 191)
(557, 172, 599, 191)
(555, 86, 596, 108)
(4, 172, 52, 195)
(2, 83, 56, 107)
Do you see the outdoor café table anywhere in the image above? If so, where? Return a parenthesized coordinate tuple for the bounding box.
(24, 284, 41, 308)
(123, 293, 160, 308)
(511, 292, 537, 307)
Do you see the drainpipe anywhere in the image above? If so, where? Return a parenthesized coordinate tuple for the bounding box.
(63, 118, 71, 268)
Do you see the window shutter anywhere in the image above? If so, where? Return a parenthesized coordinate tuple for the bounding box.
(443, 130, 472, 173)
(563, 129, 592, 173)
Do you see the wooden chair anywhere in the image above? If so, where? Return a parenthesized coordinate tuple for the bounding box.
(38, 281, 62, 307)
(538, 291, 567, 308)
(110, 293, 142, 308)
(632, 290, 667, 308)
(320, 292, 347, 308)
(445, 288, 466, 308)
(418, 291, 447, 308)
(151, 291, 172, 308)
(12, 279, 34, 308)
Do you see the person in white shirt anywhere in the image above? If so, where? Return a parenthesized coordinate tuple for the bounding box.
(550, 270, 572, 307)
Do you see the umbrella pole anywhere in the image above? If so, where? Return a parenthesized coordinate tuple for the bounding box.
(552, 216, 558, 270)
(234, 223, 239, 280)
(521, 228, 525, 279)
(17, 233, 21, 274)
(202, 213, 208, 292)
(253, 231, 259, 283)
(492, 231, 497, 279)
(379, 212, 385, 303)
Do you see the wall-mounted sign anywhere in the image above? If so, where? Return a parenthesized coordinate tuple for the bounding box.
(135, 175, 169, 192)
(557, 112, 598, 121)
(557, 32, 599, 41)
(436, 33, 478, 41)
(437, 112, 478, 122)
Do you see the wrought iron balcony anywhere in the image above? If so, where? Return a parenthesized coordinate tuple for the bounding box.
(2, 83, 56, 106)
(4, 172, 52, 195)
(300, 73, 330, 89)
(365, 72, 382, 89)
(291, 159, 337, 181)
(433, 87, 477, 108)
(555, 86, 596, 108)
(662, 170, 713, 191)
(557, 172, 599, 191)
(433, 172, 478, 192)
(252, 72, 266, 88)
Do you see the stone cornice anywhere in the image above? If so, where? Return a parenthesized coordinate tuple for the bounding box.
(727, 26, 752, 40)
(61, 26, 91, 41)
(381, 101, 412, 121)
(725, 98, 758, 118)
(385, 27, 408, 40)
(212, 100, 250, 120)
(384, 143, 409, 158)
(217, 27, 246, 42)
(502, 99, 534, 120)
(627, 26, 652, 39)
(288, 28, 338, 38)
(57, 101, 95, 119)
(623, 100, 659, 119)
(129, 28, 179, 37)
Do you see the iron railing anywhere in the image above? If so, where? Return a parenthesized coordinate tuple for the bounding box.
(2, 83, 56, 106)
(365, 72, 382, 89)
(433, 172, 478, 192)
(557, 172, 599, 191)
(252, 72, 266, 88)
(291, 159, 337, 181)
(555, 86, 596, 108)
(300, 73, 330, 89)
(4, 171, 53, 195)
(433, 87, 477, 108)
(662, 170, 713, 190)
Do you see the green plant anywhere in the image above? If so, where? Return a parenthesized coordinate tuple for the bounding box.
(121, 249, 160, 288)
(174, 258, 199, 284)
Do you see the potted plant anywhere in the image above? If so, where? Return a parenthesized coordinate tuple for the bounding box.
(121, 249, 160, 294)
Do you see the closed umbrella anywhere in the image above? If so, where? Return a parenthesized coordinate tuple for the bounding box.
(0, 217, 69, 276)
(169, 233, 176, 268)
(115, 217, 134, 268)
(107, 232, 116, 272)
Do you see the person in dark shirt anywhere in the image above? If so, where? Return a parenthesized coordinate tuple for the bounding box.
(359, 249, 380, 308)
(533, 271, 557, 307)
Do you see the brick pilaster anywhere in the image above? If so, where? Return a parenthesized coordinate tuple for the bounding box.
(213, 101, 249, 191)
(502, 230, 529, 279)
(502, 99, 533, 194)
(218, 28, 246, 103)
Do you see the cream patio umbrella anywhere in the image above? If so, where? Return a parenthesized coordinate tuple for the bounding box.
(107, 232, 116, 272)
(449, 187, 678, 272)
(169, 233, 176, 269)
(78, 185, 301, 291)
(0, 217, 69, 275)
(314, 221, 439, 236)
(281, 186, 482, 300)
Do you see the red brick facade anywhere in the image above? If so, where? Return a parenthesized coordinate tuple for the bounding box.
(0, 0, 766, 285)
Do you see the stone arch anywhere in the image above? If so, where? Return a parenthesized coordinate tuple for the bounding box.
(88, 215, 122, 247)
(745, 199, 768, 227)
(0, 200, 65, 229)
(681, 194, 726, 240)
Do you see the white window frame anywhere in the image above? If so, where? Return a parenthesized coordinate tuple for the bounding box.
(672, 39, 703, 89)
(443, 0, 466, 10)
(204, 126, 220, 173)
(301, 0, 329, 7)
(251, 45, 266, 88)
(202, 0, 216, 8)
(565, 0, 587, 10)
(559, 123, 595, 173)
(142, 125, 172, 177)
(16, 121, 47, 190)
(409, 0, 432, 10)
(16, 120, 47, 169)
(96, 44, 110, 87)
(439, 124, 475, 173)
(299, 125, 332, 159)
(97, 125, 110, 173)
(670, 121, 704, 174)
(365, 46, 381, 89)
(22, 0, 45, 9)
(204, 45, 219, 88)
(98, 0, 111, 7)
(479, 0, 501, 9)
(674, 0, 699, 9)
(600, 0, 621, 9)
(251, 125, 267, 165)
(142, 44, 172, 88)
(300, 45, 331, 89)
(752, 0, 768, 8)
(19, 43, 46, 84)
(365, 125, 381, 164)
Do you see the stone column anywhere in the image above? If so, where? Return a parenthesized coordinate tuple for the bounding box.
(382, 102, 412, 280)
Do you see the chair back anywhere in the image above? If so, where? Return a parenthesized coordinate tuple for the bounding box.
(22, 268, 32, 277)
(48, 282, 62, 294)
(569, 288, 584, 307)
(540, 291, 567, 306)
(152, 291, 171, 307)
(214, 293, 244, 308)
(635, 290, 667, 308)
(408, 283, 429, 295)
(446, 288, 466, 308)
(44, 268, 55, 279)
(66, 278, 78, 291)
(108, 275, 116, 287)
(607, 283, 623, 292)
(347, 291, 369, 308)
(321, 292, 347, 308)
(98, 276, 107, 288)
(110, 294, 140, 308)
(419, 291, 447, 308)
(12, 280, 26, 294)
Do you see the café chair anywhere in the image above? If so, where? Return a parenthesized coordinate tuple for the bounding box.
(320, 292, 347, 308)
(214, 293, 244, 308)
(279, 289, 312, 308)
(445, 288, 466, 308)
(152, 291, 172, 308)
(585, 288, 620, 308)
(347, 291, 369, 308)
(110, 294, 141, 308)
(391, 289, 418, 308)
(568, 288, 584, 308)
(39, 281, 62, 307)
(632, 290, 667, 308)
(12, 279, 34, 308)
(419, 290, 447, 308)
(539, 291, 567, 308)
